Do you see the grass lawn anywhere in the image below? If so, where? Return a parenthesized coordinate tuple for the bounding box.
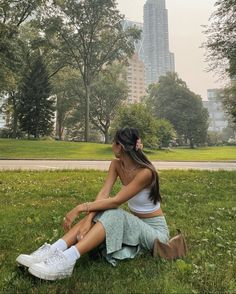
(0, 170, 235, 293)
(0, 138, 236, 161)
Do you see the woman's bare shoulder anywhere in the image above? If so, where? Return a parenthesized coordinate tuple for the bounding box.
(135, 167, 153, 185)
(110, 158, 121, 168)
(139, 167, 152, 177)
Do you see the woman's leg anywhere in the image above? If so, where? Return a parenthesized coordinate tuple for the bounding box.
(62, 221, 94, 247)
(28, 222, 106, 280)
(74, 221, 105, 255)
(60, 220, 105, 255)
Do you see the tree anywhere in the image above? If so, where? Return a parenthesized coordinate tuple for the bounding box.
(146, 73, 209, 148)
(111, 103, 158, 148)
(0, 0, 45, 91)
(18, 54, 54, 138)
(223, 84, 236, 124)
(204, 0, 236, 124)
(156, 119, 176, 148)
(43, 0, 141, 141)
(51, 67, 84, 140)
(90, 64, 128, 143)
(204, 0, 236, 77)
(1, 18, 68, 137)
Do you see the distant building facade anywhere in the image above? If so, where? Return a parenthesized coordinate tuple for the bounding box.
(122, 20, 146, 103)
(126, 53, 146, 103)
(143, 0, 175, 85)
(203, 89, 228, 132)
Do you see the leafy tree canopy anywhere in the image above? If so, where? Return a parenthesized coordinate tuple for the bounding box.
(90, 63, 128, 143)
(146, 73, 209, 148)
(204, 0, 236, 77)
(111, 103, 159, 148)
(40, 0, 141, 141)
(18, 54, 54, 138)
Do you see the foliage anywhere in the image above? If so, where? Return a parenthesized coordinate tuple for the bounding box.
(90, 64, 128, 143)
(207, 131, 224, 146)
(0, 170, 235, 293)
(0, 0, 141, 141)
(204, 0, 236, 125)
(42, 0, 141, 141)
(18, 55, 54, 138)
(0, 0, 44, 91)
(156, 119, 176, 148)
(51, 67, 84, 140)
(111, 103, 158, 148)
(0, 18, 66, 137)
(222, 83, 236, 124)
(146, 73, 209, 148)
(207, 125, 236, 146)
(204, 0, 236, 77)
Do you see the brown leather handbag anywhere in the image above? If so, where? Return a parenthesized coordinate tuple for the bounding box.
(153, 229, 187, 260)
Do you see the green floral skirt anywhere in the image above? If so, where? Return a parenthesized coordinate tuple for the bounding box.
(94, 208, 169, 266)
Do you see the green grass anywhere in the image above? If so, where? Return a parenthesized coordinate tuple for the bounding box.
(0, 138, 236, 161)
(0, 170, 235, 293)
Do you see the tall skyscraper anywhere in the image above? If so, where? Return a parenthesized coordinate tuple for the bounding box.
(143, 0, 175, 85)
(122, 20, 144, 61)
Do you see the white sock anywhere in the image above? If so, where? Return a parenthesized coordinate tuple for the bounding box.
(63, 246, 81, 263)
(51, 239, 68, 251)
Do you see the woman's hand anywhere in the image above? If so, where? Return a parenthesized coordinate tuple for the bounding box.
(63, 206, 80, 231)
(76, 216, 94, 240)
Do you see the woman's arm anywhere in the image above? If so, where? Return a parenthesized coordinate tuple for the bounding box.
(63, 160, 118, 231)
(63, 168, 152, 230)
(84, 159, 118, 222)
(82, 168, 152, 211)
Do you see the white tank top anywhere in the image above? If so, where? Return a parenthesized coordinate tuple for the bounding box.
(127, 187, 160, 214)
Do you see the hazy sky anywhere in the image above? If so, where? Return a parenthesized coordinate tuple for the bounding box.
(117, 0, 223, 100)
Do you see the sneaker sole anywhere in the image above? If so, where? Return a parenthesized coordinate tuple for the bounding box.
(28, 266, 73, 281)
(16, 256, 35, 268)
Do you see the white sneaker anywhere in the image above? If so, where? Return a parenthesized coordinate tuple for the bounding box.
(28, 249, 76, 280)
(16, 243, 54, 268)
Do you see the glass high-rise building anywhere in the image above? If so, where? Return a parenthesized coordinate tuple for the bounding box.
(143, 0, 175, 85)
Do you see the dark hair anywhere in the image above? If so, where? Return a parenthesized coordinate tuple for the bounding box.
(114, 127, 162, 204)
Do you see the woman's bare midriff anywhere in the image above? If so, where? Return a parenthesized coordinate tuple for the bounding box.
(131, 207, 164, 218)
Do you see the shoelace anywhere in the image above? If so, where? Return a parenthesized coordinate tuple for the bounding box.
(32, 243, 50, 257)
(44, 249, 65, 265)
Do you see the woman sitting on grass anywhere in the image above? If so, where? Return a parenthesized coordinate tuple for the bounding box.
(16, 127, 169, 280)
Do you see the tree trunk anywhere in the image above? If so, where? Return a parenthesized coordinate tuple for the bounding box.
(12, 111, 18, 138)
(56, 110, 62, 140)
(85, 84, 90, 142)
(11, 93, 18, 138)
(105, 127, 109, 144)
(58, 119, 62, 140)
(190, 138, 194, 149)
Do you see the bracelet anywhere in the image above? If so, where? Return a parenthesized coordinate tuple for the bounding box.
(83, 202, 90, 214)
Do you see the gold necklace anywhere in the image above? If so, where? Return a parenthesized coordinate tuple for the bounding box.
(121, 162, 139, 172)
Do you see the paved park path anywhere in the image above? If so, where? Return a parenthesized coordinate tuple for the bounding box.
(1, 160, 236, 171)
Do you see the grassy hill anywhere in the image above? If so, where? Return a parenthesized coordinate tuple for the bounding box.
(0, 139, 236, 161)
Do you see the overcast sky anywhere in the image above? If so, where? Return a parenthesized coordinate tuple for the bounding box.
(117, 0, 223, 100)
